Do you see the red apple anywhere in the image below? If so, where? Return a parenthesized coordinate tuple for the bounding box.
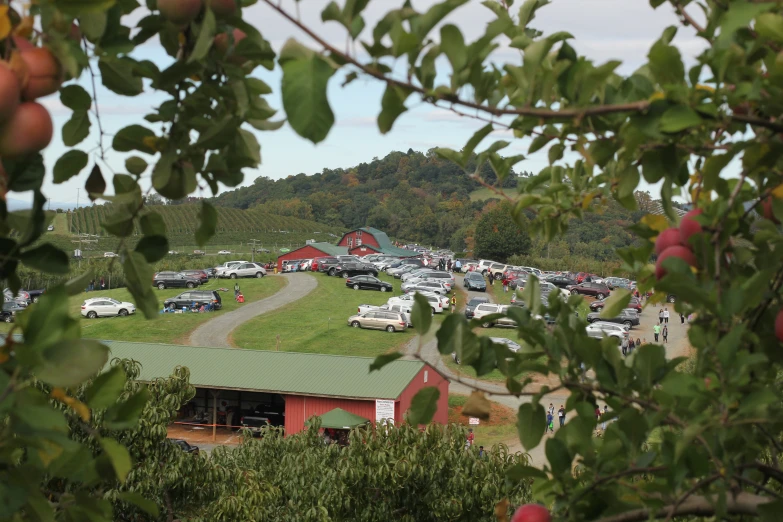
(655, 245, 697, 280)
(511, 504, 551, 522)
(679, 209, 704, 245)
(762, 197, 781, 225)
(654, 228, 683, 256)
(776, 309, 783, 343)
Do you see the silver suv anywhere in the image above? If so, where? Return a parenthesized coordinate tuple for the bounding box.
(347, 311, 408, 332)
(585, 321, 630, 344)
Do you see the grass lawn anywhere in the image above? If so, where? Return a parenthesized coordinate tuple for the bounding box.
(448, 395, 518, 449)
(232, 273, 434, 356)
(0, 276, 286, 344)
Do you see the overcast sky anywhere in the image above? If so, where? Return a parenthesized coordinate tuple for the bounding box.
(28, 0, 706, 208)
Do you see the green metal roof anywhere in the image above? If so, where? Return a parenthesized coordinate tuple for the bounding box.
(311, 408, 370, 429)
(358, 228, 418, 257)
(281, 242, 348, 258)
(103, 340, 423, 400)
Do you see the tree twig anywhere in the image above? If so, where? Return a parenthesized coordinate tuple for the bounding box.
(591, 492, 771, 522)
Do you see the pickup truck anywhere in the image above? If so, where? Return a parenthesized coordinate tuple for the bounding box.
(357, 303, 413, 326)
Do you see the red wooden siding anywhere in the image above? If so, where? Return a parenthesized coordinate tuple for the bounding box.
(284, 395, 377, 435)
(338, 230, 379, 249)
(348, 246, 380, 256)
(276, 245, 333, 272)
(395, 367, 449, 426)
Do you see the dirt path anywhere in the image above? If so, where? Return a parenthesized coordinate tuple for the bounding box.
(188, 274, 317, 348)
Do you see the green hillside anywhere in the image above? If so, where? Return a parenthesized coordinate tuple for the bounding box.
(51, 204, 345, 257)
(469, 187, 518, 201)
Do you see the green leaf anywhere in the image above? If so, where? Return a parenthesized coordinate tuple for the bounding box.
(756, 13, 783, 42)
(280, 52, 335, 143)
(57, 0, 116, 15)
(440, 24, 466, 71)
(135, 235, 168, 263)
(117, 492, 159, 518)
(406, 387, 440, 425)
(378, 85, 410, 134)
(4, 154, 45, 192)
(522, 275, 540, 314)
(85, 366, 127, 409)
(369, 352, 403, 372)
(66, 270, 94, 296)
(659, 105, 702, 132)
(517, 402, 546, 450)
(19, 244, 69, 274)
(412, 292, 433, 335)
(122, 251, 158, 319)
(62, 111, 91, 147)
(140, 212, 166, 236)
(105, 388, 149, 430)
(125, 156, 148, 175)
(545, 437, 571, 475)
(53, 150, 89, 183)
(60, 85, 92, 111)
(99, 56, 143, 96)
(548, 143, 565, 165)
(195, 201, 217, 247)
(189, 9, 216, 63)
(85, 164, 106, 199)
(506, 464, 548, 481)
(598, 288, 632, 319)
(648, 36, 684, 85)
(99, 438, 132, 482)
(113, 125, 156, 154)
(718, 2, 774, 47)
(34, 340, 109, 388)
(633, 344, 667, 389)
(79, 11, 108, 42)
(436, 313, 478, 356)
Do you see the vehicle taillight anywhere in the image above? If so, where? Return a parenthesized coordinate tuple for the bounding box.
(81, 306, 85, 309)
(399, 321, 405, 326)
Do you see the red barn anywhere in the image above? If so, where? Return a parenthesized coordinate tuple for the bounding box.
(337, 227, 418, 257)
(274, 242, 347, 272)
(105, 341, 449, 436)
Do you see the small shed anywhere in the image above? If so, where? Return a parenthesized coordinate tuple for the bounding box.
(103, 341, 449, 437)
(275, 242, 347, 272)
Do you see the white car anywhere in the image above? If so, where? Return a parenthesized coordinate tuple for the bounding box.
(388, 293, 444, 314)
(167, 250, 180, 255)
(47, 225, 54, 231)
(218, 250, 232, 255)
(585, 321, 630, 345)
(222, 262, 267, 279)
(215, 260, 249, 276)
(401, 280, 450, 295)
(81, 297, 136, 318)
(473, 303, 516, 328)
(103, 252, 119, 258)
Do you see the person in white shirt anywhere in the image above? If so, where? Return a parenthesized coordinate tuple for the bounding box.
(664, 308, 670, 324)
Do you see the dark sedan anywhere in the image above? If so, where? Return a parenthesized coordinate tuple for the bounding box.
(334, 262, 379, 279)
(346, 275, 393, 292)
(465, 296, 490, 318)
(463, 272, 486, 291)
(153, 271, 202, 290)
(590, 296, 642, 313)
(547, 275, 578, 289)
(586, 309, 640, 328)
(169, 439, 200, 455)
(566, 282, 611, 299)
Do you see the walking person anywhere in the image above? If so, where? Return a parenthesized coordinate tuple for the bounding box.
(664, 307, 670, 324)
(621, 336, 629, 356)
(502, 277, 509, 293)
(447, 259, 452, 272)
(450, 294, 457, 313)
(546, 410, 554, 434)
(100, 277, 105, 290)
(601, 405, 608, 431)
(454, 260, 461, 273)
(653, 323, 661, 343)
(89, 279, 95, 292)
(548, 403, 555, 418)
(658, 309, 664, 324)
(636, 337, 641, 348)
(465, 428, 474, 449)
(628, 337, 636, 354)
(662, 325, 668, 344)
(558, 405, 565, 428)
(680, 312, 685, 325)
(234, 282, 240, 299)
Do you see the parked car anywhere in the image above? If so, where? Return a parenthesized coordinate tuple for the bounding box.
(358, 302, 413, 316)
(222, 262, 267, 279)
(585, 321, 630, 344)
(347, 310, 408, 332)
(103, 252, 119, 258)
(153, 271, 202, 289)
(1, 302, 24, 322)
(463, 272, 487, 291)
(23, 289, 45, 303)
(547, 275, 578, 289)
(4, 288, 30, 307)
(465, 296, 490, 318)
(193, 250, 205, 255)
(0, 309, 14, 323)
(566, 282, 611, 299)
(452, 336, 521, 364)
(81, 297, 136, 318)
(590, 296, 642, 312)
(218, 250, 232, 255)
(181, 269, 209, 283)
(603, 277, 633, 290)
(488, 263, 513, 280)
(240, 415, 272, 436)
(473, 303, 516, 328)
(388, 293, 444, 314)
(401, 280, 450, 295)
(163, 290, 223, 310)
(345, 275, 393, 292)
(169, 439, 200, 455)
(666, 294, 676, 303)
(586, 309, 640, 328)
(414, 270, 455, 287)
(400, 268, 433, 282)
(334, 262, 379, 279)
(476, 259, 499, 275)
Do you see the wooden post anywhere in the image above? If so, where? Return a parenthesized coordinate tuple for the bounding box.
(211, 390, 220, 442)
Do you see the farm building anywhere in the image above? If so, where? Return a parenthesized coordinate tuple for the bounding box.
(275, 228, 417, 271)
(105, 341, 449, 437)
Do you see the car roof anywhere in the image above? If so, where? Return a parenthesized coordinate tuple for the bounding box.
(84, 297, 119, 302)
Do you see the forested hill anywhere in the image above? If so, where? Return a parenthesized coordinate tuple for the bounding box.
(211, 149, 646, 259)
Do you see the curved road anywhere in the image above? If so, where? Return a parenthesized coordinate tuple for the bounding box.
(188, 274, 317, 348)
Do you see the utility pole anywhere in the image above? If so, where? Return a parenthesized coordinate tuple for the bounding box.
(248, 239, 261, 263)
(76, 189, 81, 269)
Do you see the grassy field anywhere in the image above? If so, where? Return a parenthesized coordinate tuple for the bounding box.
(469, 187, 517, 202)
(232, 273, 421, 356)
(0, 276, 286, 344)
(448, 395, 518, 449)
